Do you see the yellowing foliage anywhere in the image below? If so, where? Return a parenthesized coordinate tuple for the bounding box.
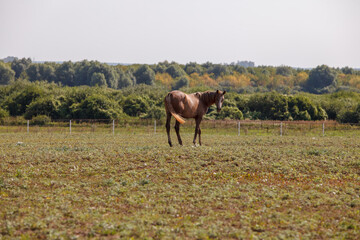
(217, 73, 251, 88)
(294, 72, 308, 86)
(349, 75, 360, 89)
(155, 73, 174, 89)
(188, 73, 218, 88)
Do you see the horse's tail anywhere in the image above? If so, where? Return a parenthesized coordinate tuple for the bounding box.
(164, 93, 186, 124)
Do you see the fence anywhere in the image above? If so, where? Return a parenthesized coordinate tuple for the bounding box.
(1, 118, 359, 136)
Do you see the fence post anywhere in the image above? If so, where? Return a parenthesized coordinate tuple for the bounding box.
(70, 120, 72, 134)
(112, 119, 115, 135)
(238, 121, 240, 136)
(27, 120, 29, 133)
(154, 120, 156, 134)
(322, 122, 325, 136)
(280, 122, 283, 136)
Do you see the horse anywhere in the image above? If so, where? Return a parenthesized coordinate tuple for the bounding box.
(164, 90, 226, 147)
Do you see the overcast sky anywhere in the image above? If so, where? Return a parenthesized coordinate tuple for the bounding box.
(1, 0, 359, 68)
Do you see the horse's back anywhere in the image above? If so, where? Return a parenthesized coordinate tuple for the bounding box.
(166, 91, 201, 117)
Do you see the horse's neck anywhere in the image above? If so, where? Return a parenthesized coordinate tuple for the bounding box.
(202, 91, 216, 107)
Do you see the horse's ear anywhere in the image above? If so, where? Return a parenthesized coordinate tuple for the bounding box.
(216, 90, 220, 94)
(223, 90, 226, 95)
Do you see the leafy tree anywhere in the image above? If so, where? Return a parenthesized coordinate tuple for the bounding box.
(184, 62, 204, 75)
(123, 95, 150, 116)
(74, 60, 91, 85)
(116, 68, 134, 89)
(0, 107, 9, 119)
(232, 65, 247, 74)
(11, 57, 32, 78)
(55, 61, 75, 86)
(276, 66, 293, 76)
(72, 94, 122, 119)
(306, 65, 337, 93)
(0, 61, 15, 84)
(90, 72, 107, 87)
(165, 64, 186, 79)
(207, 64, 231, 78)
(26, 63, 56, 82)
(141, 105, 165, 120)
(248, 92, 289, 120)
(211, 106, 243, 120)
(24, 96, 60, 119)
(341, 66, 355, 75)
(134, 65, 155, 85)
(26, 64, 41, 82)
(87, 61, 118, 88)
(173, 76, 189, 90)
(5, 85, 44, 116)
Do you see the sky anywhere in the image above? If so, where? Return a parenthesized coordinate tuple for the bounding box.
(0, 0, 359, 68)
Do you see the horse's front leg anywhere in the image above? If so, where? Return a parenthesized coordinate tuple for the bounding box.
(174, 120, 183, 145)
(198, 127, 202, 146)
(166, 113, 172, 147)
(193, 117, 202, 146)
(197, 118, 203, 146)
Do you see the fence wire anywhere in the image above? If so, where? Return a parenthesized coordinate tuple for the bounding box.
(1, 119, 359, 136)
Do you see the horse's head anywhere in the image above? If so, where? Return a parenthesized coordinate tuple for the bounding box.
(215, 90, 226, 112)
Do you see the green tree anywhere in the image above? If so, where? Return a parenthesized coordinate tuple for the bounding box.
(123, 95, 150, 116)
(207, 64, 231, 78)
(213, 106, 243, 120)
(134, 65, 155, 85)
(5, 85, 44, 115)
(141, 105, 165, 120)
(0, 107, 9, 119)
(72, 94, 122, 119)
(165, 64, 186, 79)
(184, 62, 204, 75)
(276, 66, 293, 76)
(306, 65, 337, 93)
(0, 61, 15, 84)
(24, 96, 60, 119)
(116, 68, 134, 89)
(11, 57, 32, 78)
(87, 61, 118, 88)
(248, 92, 289, 120)
(90, 72, 107, 87)
(173, 76, 189, 90)
(74, 60, 91, 85)
(55, 61, 75, 86)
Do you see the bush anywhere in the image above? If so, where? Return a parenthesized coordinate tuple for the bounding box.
(211, 106, 243, 120)
(0, 108, 9, 124)
(339, 104, 360, 123)
(31, 115, 51, 126)
(72, 94, 122, 119)
(141, 105, 165, 120)
(24, 96, 60, 120)
(123, 95, 150, 117)
(0, 108, 9, 119)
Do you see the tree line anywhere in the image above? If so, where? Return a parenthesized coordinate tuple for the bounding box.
(1, 58, 360, 94)
(0, 80, 359, 124)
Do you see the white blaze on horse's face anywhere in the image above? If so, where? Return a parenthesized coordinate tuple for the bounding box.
(215, 90, 226, 112)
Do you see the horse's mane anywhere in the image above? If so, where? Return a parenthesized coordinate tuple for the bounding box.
(199, 91, 216, 107)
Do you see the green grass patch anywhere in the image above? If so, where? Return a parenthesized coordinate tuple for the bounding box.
(0, 131, 359, 239)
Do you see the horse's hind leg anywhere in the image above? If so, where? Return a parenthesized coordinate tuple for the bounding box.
(198, 127, 202, 146)
(166, 113, 172, 147)
(175, 120, 183, 145)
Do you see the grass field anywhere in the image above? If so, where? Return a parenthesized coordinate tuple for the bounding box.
(0, 128, 360, 239)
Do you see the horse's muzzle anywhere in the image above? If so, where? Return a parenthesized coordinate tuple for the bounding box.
(217, 108, 221, 112)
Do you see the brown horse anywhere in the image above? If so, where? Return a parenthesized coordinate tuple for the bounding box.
(164, 90, 226, 147)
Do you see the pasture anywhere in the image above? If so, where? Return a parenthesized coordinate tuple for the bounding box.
(0, 125, 360, 239)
